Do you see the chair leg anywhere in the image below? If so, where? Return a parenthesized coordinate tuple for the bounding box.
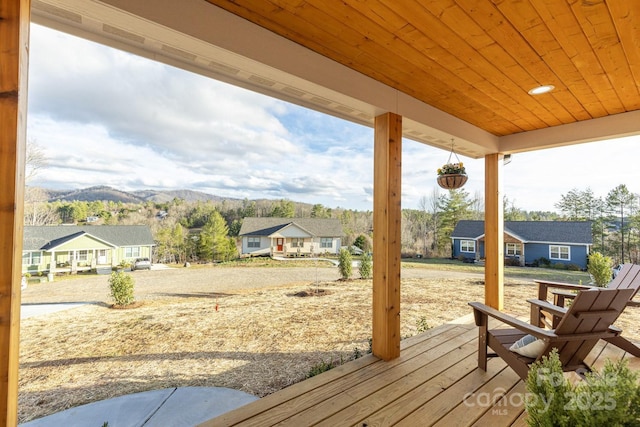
(474, 310, 488, 371)
(604, 336, 640, 357)
(530, 304, 543, 328)
(554, 294, 567, 307)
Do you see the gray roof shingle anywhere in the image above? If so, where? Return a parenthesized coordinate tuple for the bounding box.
(239, 217, 343, 237)
(451, 220, 592, 244)
(23, 225, 155, 251)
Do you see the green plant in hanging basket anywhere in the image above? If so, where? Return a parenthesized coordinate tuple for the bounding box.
(437, 143, 469, 189)
(437, 161, 468, 190)
(437, 162, 466, 176)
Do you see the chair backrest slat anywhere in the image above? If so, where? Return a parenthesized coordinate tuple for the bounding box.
(608, 264, 640, 296)
(549, 288, 634, 366)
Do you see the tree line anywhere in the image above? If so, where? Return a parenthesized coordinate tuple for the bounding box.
(554, 184, 640, 265)
(26, 186, 636, 264)
(22, 186, 556, 263)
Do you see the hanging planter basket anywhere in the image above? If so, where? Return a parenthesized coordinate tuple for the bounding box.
(437, 173, 468, 190)
(437, 141, 468, 190)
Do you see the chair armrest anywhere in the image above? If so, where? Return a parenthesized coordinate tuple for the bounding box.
(469, 302, 555, 340)
(528, 298, 567, 318)
(552, 289, 578, 298)
(534, 280, 594, 300)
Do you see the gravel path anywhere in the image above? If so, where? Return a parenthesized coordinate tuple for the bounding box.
(20, 264, 484, 305)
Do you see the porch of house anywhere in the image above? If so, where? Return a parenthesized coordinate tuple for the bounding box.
(200, 313, 640, 427)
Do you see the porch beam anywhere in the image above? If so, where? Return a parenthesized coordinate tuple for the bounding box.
(484, 153, 504, 309)
(0, 0, 30, 424)
(372, 112, 402, 361)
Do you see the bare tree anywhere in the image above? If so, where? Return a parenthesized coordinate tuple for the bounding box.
(24, 139, 57, 225)
(24, 188, 58, 225)
(419, 188, 442, 257)
(25, 139, 48, 183)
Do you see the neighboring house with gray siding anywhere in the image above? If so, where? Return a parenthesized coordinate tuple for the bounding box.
(239, 217, 343, 257)
(451, 220, 592, 269)
(22, 225, 155, 275)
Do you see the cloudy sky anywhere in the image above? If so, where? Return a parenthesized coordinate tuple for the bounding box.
(26, 24, 640, 213)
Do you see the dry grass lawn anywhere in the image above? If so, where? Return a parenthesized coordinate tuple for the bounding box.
(18, 268, 640, 423)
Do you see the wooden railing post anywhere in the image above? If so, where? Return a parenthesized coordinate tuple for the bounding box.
(0, 0, 30, 424)
(372, 112, 402, 361)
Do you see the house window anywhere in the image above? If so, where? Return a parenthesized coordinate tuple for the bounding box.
(320, 238, 332, 248)
(124, 247, 141, 258)
(550, 245, 570, 260)
(460, 240, 475, 252)
(75, 250, 88, 261)
(247, 237, 260, 248)
(22, 251, 42, 265)
(506, 243, 522, 256)
(291, 238, 304, 248)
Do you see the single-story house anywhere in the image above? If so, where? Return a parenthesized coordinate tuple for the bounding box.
(22, 225, 155, 276)
(239, 217, 343, 257)
(451, 220, 593, 269)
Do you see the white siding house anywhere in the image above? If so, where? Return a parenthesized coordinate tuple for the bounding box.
(239, 217, 343, 257)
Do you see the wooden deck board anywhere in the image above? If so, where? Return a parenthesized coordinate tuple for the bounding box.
(431, 361, 521, 427)
(318, 342, 479, 426)
(198, 314, 640, 427)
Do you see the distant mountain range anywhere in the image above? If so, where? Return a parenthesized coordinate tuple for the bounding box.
(43, 186, 235, 204)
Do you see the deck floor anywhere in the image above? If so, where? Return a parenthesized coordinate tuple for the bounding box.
(199, 314, 640, 427)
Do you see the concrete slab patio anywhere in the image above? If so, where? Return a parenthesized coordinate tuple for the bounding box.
(19, 387, 258, 427)
(20, 302, 90, 319)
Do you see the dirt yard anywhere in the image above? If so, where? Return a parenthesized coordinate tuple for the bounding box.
(17, 264, 640, 423)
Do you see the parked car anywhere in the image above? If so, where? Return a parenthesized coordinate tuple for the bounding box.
(132, 257, 152, 271)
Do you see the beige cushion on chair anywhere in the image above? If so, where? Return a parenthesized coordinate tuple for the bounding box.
(509, 334, 546, 358)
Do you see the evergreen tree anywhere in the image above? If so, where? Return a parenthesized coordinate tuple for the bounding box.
(270, 199, 295, 218)
(311, 204, 327, 218)
(359, 252, 372, 279)
(438, 189, 473, 255)
(338, 248, 353, 279)
(198, 210, 230, 261)
(607, 184, 636, 264)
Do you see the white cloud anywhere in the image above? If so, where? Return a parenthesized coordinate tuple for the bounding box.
(25, 24, 640, 213)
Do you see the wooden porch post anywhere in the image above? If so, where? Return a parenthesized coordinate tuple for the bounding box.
(484, 153, 504, 309)
(372, 112, 402, 361)
(0, 0, 30, 424)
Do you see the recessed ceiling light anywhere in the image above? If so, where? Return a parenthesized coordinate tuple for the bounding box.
(528, 85, 555, 95)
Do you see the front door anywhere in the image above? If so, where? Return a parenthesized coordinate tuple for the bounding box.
(98, 249, 107, 264)
(276, 238, 284, 251)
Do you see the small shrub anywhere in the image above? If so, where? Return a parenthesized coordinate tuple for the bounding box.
(352, 347, 363, 359)
(526, 349, 640, 426)
(588, 251, 614, 287)
(307, 359, 336, 378)
(338, 248, 353, 280)
(416, 316, 432, 333)
(566, 263, 581, 271)
(108, 271, 135, 306)
(552, 262, 567, 270)
(532, 257, 550, 268)
(359, 252, 372, 279)
(504, 257, 521, 266)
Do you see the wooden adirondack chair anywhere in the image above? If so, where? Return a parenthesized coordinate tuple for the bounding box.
(469, 288, 634, 381)
(532, 263, 640, 357)
(534, 263, 640, 308)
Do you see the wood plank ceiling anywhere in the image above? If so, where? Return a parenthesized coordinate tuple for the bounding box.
(205, 0, 640, 137)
